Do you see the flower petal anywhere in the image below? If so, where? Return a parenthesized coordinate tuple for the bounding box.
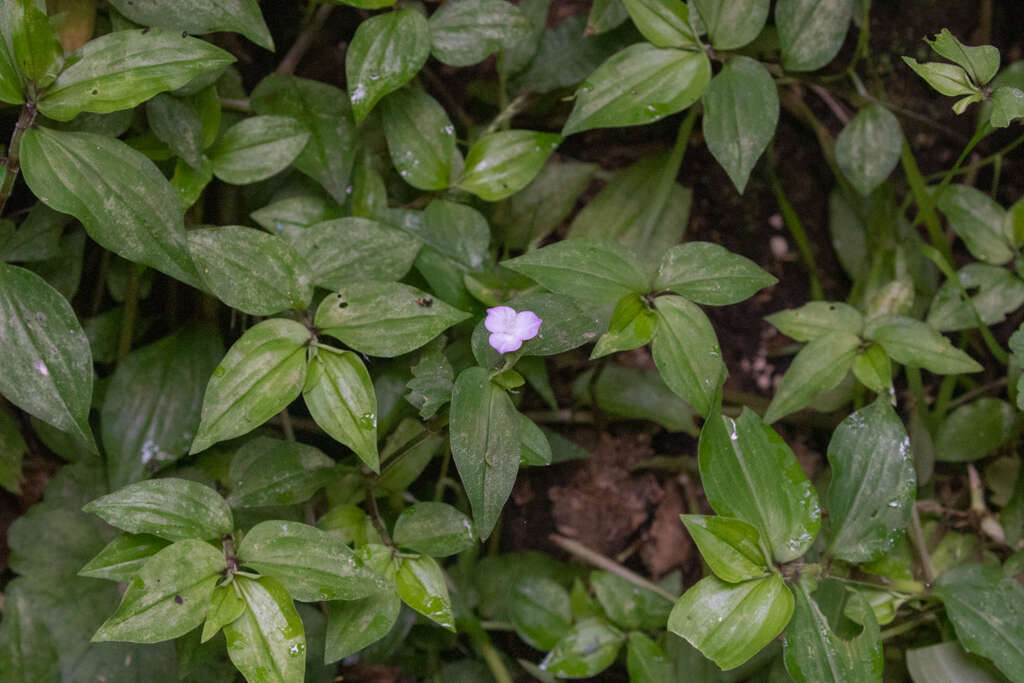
(513, 311, 542, 341)
(489, 332, 523, 354)
(485, 306, 517, 334)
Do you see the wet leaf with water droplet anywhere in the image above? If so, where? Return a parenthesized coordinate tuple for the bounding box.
(303, 348, 379, 471)
(346, 9, 430, 124)
(224, 576, 306, 683)
(395, 555, 456, 631)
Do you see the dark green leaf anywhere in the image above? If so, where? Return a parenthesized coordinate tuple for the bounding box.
(380, 88, 455, 190)
(392, 502, 477, 557)
(906, 641, 1004, 683)
(405, 340, 454, 419)
(347, 9, 430, 123)
(292, 218, 420, 290)
(626, 632, 674, 683)
(835, 104, 903, 196)
(382, 202, 491, 272)
(0, 32, 23, 104)
(224, 576, 306, 683)
(655, 241, 777, 305)
(763, 331, 860, 424)
(83, 478, 233, 541)
(146, 93, 204, 170)
(250, 194, 343, 245)
(591, 570, 673, 630)
(865, 315, 982, 374)
(539, 618, 625, 678)
(651, 294, 726, 418)
(457, 130, 562, 201)
(428, 0, 532, 67)
(578, 364, 698, 434)
(934, 398, 1016, 463)
(191, 318, 311, 454)
(209, 115, 310, 185)
(0, 579, 60, 683)
(765, 301, 864, 341)
(4, 0, 63, 87)
(496, 160, 596, 250)
(681, 515, 771, 583)
(776, 0, 853, 72)
(227, 437, 337, 508)
(303, 348, 379, 471)
(37, 29, 235, 121)
(79, 534, 171, 583)
(825, 399, 915, 563)
(508, 576, 571, 650)
(621, 0, 699, 48)
(937, 184, 1013, 265)
(0, 202, 69, 263)
(324, 589, 401, 663)
(107, 0, 274, 50)
(395, 555, 455, 631)
(692, 0, 770, 49)
(520, 14, 625, 94)
(519, 413, 553, 466)
(0, 408, 26, 494)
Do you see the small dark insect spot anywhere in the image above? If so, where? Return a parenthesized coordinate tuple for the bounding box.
(182, 31, 189, 38)
(417, 298, 433, 308)
(337, 300, 348, 309)
(829, 304, 837, 310)
(142, 27, 150, 34)
(174, 595, 183, 604)
(91, 89, 98, 95)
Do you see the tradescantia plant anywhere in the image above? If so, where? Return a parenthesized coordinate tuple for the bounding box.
(0, 0, 1023, 681)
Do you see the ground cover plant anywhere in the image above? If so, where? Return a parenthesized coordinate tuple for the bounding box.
(0, 0, 1023, 681)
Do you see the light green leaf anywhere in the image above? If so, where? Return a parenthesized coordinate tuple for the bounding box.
(701, 56, 779, 193)
(83, 478, 232, 541)
(4, 0, 63, 87)
(590, 293, 656, 359)
(0, 32, 23, 104)
(346, 9, 430, 124)
(187, 226, 313, 315)
(776, 0, 854, 72)
(865, 315, 982, 374)
(0, 264, 96, 451)
(508, 576, 571, 650)
(627, 632, 674, 683)
(927, 263, 1024, 331)
(303, 348, 378, 471)
(107, 0, 274, 50)
(380, 88, 455, 191)
(191, 319, 311, 453)
(457, 130, 562, 201)
(20, 127, 199, 287)
(293, 217, 420, 290)
(934, 398, 1016, 463)
(621, 0, 699, 48)
(395, 555, 455, 631)
(36, 28, 235, 121)
(763, 331, 860, 424)
(540, 618, 625, 678)
(698, 407, 821, 562)
(562, 43, 710, 136)
(450, 367, 522, 539)
(926, 29, 999, 86)
(651, 294, 726, 418)
(224, 576, 306, 683)
(680, 515, 771, 583)
(836, 104, 903, 196)
(92, 539, 224, 643)
(668, 574, 793, 671)
(227, 437, 337, 508)
(590, 571, 673, 630)
(851, 343, 893, 397)
(79, 534, 171, 583)
(201, 583, 246, 643)
(428, 0, 532, 67)
(692, 0, 770, 49)
(587, 0, 629, 34)
(989, 86, 1024, 128)
(324, 589, 401, 663)
(937, 184, 1013, 265)
(825, 399, 915, 563)
(392, 502, 477, 557)
(902, 58, 979, 98)
(906, 642, 1003, 683)
(655, 241, 777, 305)
(210, 115, 310, 185)
(765, 301, 864, 341)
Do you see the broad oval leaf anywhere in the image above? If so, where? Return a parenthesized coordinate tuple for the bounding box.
(824, 399, 915, 564)
(0, 263, 96, 450)
(392, 502, 477, 557)
(188, 226, 313, 315)
(865, 315, 982, 374)
(765, 301, 864, 341)
(457, 130, 562, 201)
(499, 159, 597, 250)
(303, 348, 379, 471)
(681, 515, 771, 583)
(324, 589, 401, 663)
(347, 9, 430, 124)
(701, 56, 779, 194)
(210, 115, 311, 185)
(450, 367, 522, 539)
(927, 263, 1024, 332)
(775, 0, 854, 72)
(621, 0, 699, 49)
(20, 127, 199, 287)
(906, 641, 1004, 683)
(540, 618, 625, 678)
(762, 331, 860, 424)
(699, 407, 821, 562)
(651, 294, 727, 418)
(835, 104, 903, 196)
(227, 437, 337, 508)
(654, 241, 777, 305)
(190, 318, 311, 454)
(236, 520, 389, 602)
(224, 576, 306, 683)
(92, 539, 224, 643)
(590, 571, 673, 630)
(395, 555, 455, 631)
(83, 478, 233, 541)
(937, 184, 1013, 265)
(508, 576, 572, 650)
(626, 632, 674, 683)
(0, 579, 60, 683)
(381, 88, 456, 191)
(107, 0, 274, 50)
(37, 28, 235, 121)
(668, 574, 793, 671)
(692, 0, 770, 49)
(428, 0, 532, 67)
(934, 397, 1016, 463)
(78, 534, 171, 583)
(314, 281, 470, 358)
(292, 217, 420, 290)
(146, 93, 205, 170)
(926, 28, 1000, 86)
(391, 200, 491, 270)
(562, 43, 710, 136)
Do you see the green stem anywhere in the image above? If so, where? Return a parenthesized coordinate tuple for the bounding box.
(909, 124, 990, 234)
(0, 101, 38, 218)
(363, 473, 397, 551)
(549, 534, 678, 602)
(922, 132, 1024, 182)
(768, 164, 825, 300)
(880, 611, 939, 640)
(900, 140, 952, 263)
(636, 107, 698, 251)
(116, 263, 143, 362)
(910, 503, 937, 585)
(462, 618, 514, 683)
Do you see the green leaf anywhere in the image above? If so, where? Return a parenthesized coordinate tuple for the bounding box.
(851, 343, 893, 397)
(621, 0, 699, 48)
(191, 318, 311, 454)
(4, 0, 63, 87)
(187, 226, 313, 315)
(0, 264, 96, 451)
(101, 325, 221, 488)
(0, 202, 68, 263)
(765, 301, 864, 341)
(507, 575, 571, 650)
(346, 9, 430, 123)
(587, 0, 629, 34)
(107, 0, 274, 51)
(926, 29, 999, 86)
(20, 127, 199, 287)
(145, 93, 205, 170)
(776, 0, 853, 72)
(83, 478, 233, 541)
(201, 584, 246, 643)
(236, 520, 389, 601)
(428, 0, 532, 67)
(392, 502, 477, 557)
(209, 115, 310, 185)
(692, 0, 770, 49)
(303, 348, 378, 471)
(324, 589, 401, 663)
(380, 88, 455, 191)
(227, 437, 337, 508)
(292, 217, 420, 290)
(0, 408, 26, 494)
(79, 534, 171, 583)
(0, 579, 60, 683)
(92, 539, 224, 643)
(0, 33, 23, 104)
(562, 43, 710, 136)
(825, 399, 915, 564)
(934, 564, 1024, 683)
(395, 555, 455, 631)
(251, 194, 342, 245)
(387, 200, 491, 270)
(224, 576, 306, 683)
(937, 184, 1013, 265)
(701, 56, 779, 194)
(36, 28, 235, 121)
(539, 618, 625, 678)
(314, 281, 470, 358)
(496, 160, 597, 250)
(763, 331, 860, 424)
(590, 293, 656, 359)
(927, 263, 1024, 331)
(457, 130, 562, 201)
(698, 408, 821, 562)
(651, 294, 727, 418)
(835, 104, 903, 196)
(654, 241, 777, 305)
(405, 340, 454, 419)
(865, 315, 982, 374)
(988, 86, 1024, 128)
(250, 74, 356, 205)
(502, 238, 650, 306)
(577, 364, 698, 434)
(782, 578, 883, 683)
(906, 641, 1005, 683)
(591, 571, 673, 630)
(450, 367, 522, 539)
(680, 515, 771, 583)
(626, 632, 674, 683)
(902, 57, 980, 98)
(934, 398, 1016, 463)
(668, 574, 793, 671)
